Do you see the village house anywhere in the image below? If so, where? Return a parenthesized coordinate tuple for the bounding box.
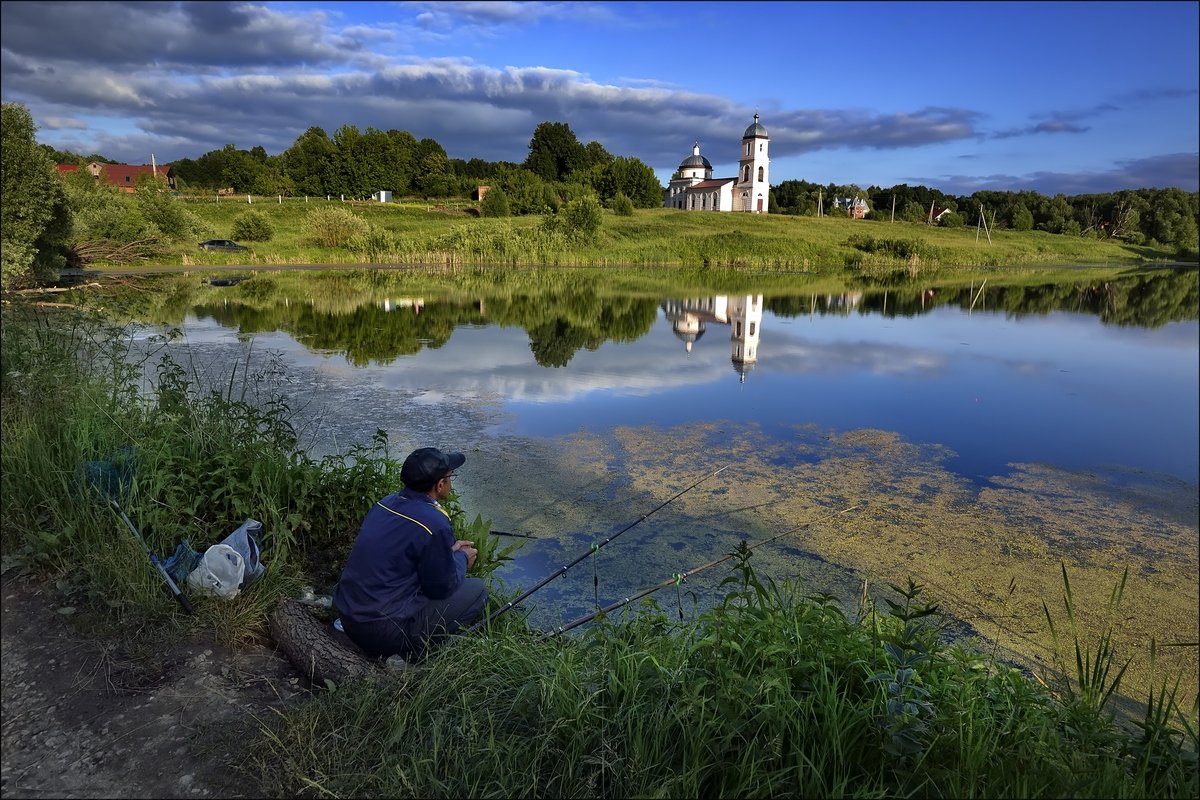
(664, 115, 770, 214)
(56, 161, 177, 193)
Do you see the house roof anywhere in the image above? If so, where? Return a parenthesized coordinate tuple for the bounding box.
(56, 164, 80, 174)
(96, 163, 172, 184)
(689, 178, 736, 189)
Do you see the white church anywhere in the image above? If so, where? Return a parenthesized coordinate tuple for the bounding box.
(664, 115, 770, 214)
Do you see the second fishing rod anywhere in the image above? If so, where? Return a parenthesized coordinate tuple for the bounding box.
(468, 464, 729, 633)
(541, 503, 862, 639)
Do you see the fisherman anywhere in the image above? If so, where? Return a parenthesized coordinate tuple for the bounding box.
(333, 447, 487, 662)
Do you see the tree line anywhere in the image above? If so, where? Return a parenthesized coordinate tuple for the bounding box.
(772, 179, 1198, 253)
(42, 120, 664, 215)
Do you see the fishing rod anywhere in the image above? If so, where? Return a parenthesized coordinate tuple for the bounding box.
(541, 503, 861, 639)
(469, 464, 730, 633)
(490, 530, 539, 540)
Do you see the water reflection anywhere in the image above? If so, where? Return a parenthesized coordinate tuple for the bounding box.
(662, 295, 763, 382)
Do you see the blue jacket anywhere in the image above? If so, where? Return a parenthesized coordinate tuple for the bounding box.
(333, 488, 467, 625)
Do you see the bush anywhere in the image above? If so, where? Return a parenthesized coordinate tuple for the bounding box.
(348, 225, 397, 261)
(230, 210, 274, 242)
(305, 206, 368, 248)
(609, 193, 634, 217)
(552, 194, 603, 242)
(480, 188, 511, 218)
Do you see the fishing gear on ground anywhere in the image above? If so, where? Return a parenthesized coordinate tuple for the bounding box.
(468, 464, 730, 633)
(81, 452, 268, 608)
(81, 452, 194, 614)
(541, 503, 862, 638)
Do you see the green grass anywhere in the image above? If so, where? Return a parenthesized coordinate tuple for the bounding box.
(135, 197, 1189, 272)
(255, 556, 1198, 798)
(0, 304, 496, 645)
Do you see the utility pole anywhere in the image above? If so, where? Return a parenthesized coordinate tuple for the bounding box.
(890, 194, 896, 223)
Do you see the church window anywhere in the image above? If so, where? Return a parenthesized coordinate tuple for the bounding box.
(702, 194, 707, 210)
(743, 166, 750, 182)
(757, 166, 764, 181)
(749, 322, 756, 336)
(735, 322, 743, 337)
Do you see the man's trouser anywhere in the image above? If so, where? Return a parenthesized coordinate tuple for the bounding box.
(341, 577, 487, 660)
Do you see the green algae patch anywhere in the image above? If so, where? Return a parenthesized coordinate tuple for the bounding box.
(473, 421, 1198, 710)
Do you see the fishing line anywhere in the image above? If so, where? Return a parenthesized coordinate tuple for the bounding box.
(468, 464, 730, 633)
(541, 503, 862, 639)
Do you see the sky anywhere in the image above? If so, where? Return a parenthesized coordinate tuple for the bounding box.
(2, 1, 1197, 196)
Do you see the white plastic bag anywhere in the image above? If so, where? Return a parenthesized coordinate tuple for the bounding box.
(187, 544, 246, 598)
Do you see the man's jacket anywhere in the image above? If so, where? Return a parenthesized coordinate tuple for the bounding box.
(334, 488, 467, 624)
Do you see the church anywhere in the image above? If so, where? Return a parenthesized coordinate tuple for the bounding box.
(664, 114, 770, 214)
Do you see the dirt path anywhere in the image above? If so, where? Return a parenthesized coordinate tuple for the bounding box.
(1, 573, 305, 799)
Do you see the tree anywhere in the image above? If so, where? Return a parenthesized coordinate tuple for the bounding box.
(1, 102, 71, 288)
(1011, 204, 1034, 231)
(524, 121, 585, 182)
(283, 127, 337, 196)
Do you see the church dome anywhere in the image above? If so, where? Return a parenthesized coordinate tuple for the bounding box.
(743, 113, 768, 139)
(678, 142, 712, 171)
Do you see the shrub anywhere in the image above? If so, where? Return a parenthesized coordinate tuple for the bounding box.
(305, 207, 368, 248)
(230, 210, 274, 242)
(480, 188, 511, 218)
(609, 193, 634, 217)
(547, 194, 602, 242)
(348, 225, 397, 261)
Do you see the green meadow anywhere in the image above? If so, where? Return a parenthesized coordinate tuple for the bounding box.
(155, 196, 1184, 273)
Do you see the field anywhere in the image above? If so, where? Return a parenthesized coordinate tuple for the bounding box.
(157, 196, 1184, 272)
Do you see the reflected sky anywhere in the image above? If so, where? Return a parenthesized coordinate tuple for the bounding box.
(176, 297, 1199, 484)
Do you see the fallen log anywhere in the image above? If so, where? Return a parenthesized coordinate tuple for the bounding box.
(268, 597, 381, 686)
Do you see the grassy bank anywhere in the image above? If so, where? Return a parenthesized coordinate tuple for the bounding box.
(130, 198, 1188, 272)
(2, 301, 1196, 797)
(261, 559, 1198, 798)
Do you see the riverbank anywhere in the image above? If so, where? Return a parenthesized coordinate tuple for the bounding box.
(2, 292, 1196, 798)
(103, 201, 1194, 273)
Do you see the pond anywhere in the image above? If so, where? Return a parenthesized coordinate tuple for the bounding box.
(133, 266, 1199, 700)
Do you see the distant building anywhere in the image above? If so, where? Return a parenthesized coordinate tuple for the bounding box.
(832, 196, 869, 219)
(665, 115, 770, 214)
(56, 161, 176, 193)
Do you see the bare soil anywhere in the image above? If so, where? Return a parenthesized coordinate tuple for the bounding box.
(1, 572, 306, 799)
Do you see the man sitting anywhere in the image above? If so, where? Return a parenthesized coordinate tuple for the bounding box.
(333, 447, 487, 661)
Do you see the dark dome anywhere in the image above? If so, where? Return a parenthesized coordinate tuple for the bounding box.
(743, 115, 768, 139)
(679, 153, 712, 170)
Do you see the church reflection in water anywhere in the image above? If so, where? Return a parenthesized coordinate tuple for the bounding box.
(661, 295, 763, 383)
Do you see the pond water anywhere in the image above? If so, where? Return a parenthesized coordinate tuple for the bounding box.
(138, 267, 1199, 696)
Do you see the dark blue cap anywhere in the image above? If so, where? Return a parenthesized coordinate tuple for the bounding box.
(401, 447, 466, 491)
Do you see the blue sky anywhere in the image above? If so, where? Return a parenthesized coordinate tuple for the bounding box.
(2, 1, 1196, 196)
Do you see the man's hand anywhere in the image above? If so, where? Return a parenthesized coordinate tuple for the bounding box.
(452, 539, 478, 570)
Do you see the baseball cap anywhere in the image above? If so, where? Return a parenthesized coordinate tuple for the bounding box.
(400, 447, 466, 491)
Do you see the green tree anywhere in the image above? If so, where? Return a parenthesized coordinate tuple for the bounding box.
(524, 121, 585, 182)
(1, 102, 71, 288)
(1011, 203, 1034, 231)
(283, 127, 337, 196)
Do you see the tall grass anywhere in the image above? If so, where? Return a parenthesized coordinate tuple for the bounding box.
(0, 303, 493, 643)
(255, 549, 1198, 798)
